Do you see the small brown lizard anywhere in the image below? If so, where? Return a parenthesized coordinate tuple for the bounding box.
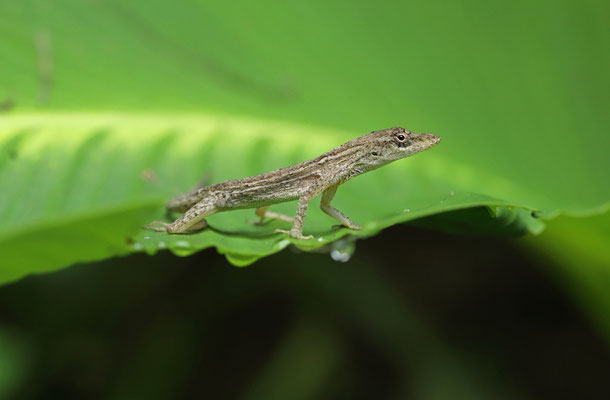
(146, 127, 440, 239)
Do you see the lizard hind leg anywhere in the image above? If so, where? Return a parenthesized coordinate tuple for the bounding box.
(252, 206, 294, 225)
(146, 201, 217, 234)
(166, 173, 214, 213)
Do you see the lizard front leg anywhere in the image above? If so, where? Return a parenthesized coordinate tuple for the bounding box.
(320, 185, 361, 230)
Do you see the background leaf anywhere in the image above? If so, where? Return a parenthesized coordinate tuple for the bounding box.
(2, 0, 608, 209)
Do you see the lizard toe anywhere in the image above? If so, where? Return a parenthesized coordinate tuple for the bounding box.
(144, 221, 171, 232)
(274, 229, 314, 240)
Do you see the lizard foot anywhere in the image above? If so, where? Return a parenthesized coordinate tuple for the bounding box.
(246, 218, 266, 226)
(331, 223, 362, 231)
(144, 221, 171, 232)
(274, 229, 314, 240)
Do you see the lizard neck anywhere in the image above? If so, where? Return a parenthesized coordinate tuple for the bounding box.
(310, 142, 374, 184)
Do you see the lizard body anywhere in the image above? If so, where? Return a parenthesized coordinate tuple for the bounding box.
(147, 127, 440, 239)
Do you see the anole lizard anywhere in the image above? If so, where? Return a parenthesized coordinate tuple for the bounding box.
(146, 127, 440, 240)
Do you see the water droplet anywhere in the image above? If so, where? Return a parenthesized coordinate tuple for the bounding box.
(143, 236, 151, 240)
(171, 239, 192, 256)
(330, 250, 350, 262)
(330, 237, 356, 262)
(317, 237, 324, 242)
(158, 241, 167, 249)
(133, 243, 143, 251)
(403, 208, 411, 212)
(450, 191, 455, 196)
(173, 240, 190, 249)
(277, 239, 292, 249)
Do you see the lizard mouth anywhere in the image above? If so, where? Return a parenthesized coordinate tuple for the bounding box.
(411, 133, 441, 150)
(424, 133, 441, 146)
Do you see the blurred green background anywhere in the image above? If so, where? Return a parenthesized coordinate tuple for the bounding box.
(0, 0, 609, 398)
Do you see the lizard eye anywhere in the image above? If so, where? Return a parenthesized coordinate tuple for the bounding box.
(397, 134, 406, 141)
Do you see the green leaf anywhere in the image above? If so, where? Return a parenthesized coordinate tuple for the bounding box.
(1, 0, 608, 284)
(1, 113, 542, 283)
(526, 210, 610, 343)
(2, 0, 607, 212)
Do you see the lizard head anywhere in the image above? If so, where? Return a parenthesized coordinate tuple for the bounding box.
(357, 127, 441, 169)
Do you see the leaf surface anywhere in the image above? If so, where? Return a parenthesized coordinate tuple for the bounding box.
(0, 0, 608, 284)
(0, 113, 544, 282)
